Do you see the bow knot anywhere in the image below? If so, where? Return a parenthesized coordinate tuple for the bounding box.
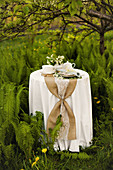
(45, 77, 77, 140)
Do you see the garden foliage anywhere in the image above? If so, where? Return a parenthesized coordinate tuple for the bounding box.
(0, 33, 113, 169)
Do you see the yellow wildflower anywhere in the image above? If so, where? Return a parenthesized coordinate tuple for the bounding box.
(94, 97, 98, 100)
(32, 161, 36, 167)
(35, 156, 39, 162)
(112, 108, 113, 111)
(42, 148, 47, 153)
(96, 101, 100, 104)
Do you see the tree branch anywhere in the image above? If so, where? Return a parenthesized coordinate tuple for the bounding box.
(88, 9, 113, 21)
(105, 25, 113, 32)
(80, 30, 95, 43)
(73, 14, 101, 32)
(102, 1, 113, 9)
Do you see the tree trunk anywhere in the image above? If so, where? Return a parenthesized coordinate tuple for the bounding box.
(100, 32, 105, 55)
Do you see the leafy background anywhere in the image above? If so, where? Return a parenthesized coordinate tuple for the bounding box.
(0, 31, 113, 169)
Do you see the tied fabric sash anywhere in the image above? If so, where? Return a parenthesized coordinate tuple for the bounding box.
(45, 77, 77, 140)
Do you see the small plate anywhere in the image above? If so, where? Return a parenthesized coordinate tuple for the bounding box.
(56, 68, 66, 72)
(60, 72, 81, 78)
(62, 74, 76, 78)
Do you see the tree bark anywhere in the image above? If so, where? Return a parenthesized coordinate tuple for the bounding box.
(100, 32, 105, 55)
(88, 9, 112, 22)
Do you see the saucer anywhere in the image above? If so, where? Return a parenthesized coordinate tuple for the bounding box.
(56, 68, 66, 72)
(40, 70, 55, 75)
(60, 71, 81, 78)
(62, 73, 76, 78)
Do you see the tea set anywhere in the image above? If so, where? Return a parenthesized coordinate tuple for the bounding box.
(41, 61, 80, 78)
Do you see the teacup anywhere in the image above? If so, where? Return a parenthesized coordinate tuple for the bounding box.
(42, 65, 54, 73)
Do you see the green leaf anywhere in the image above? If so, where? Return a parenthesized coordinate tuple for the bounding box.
(72, 0, 77, 9)
(64, 0, 71, 4)
(23, 6, 30, 14)
(68, 4, 77, 16)
(77, 0, 83, 7)
(14, 5, 20, 14)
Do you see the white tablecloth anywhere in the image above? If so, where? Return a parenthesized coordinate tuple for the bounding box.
(29, 69, 93, 152)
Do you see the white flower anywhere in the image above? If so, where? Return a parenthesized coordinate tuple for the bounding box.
(47, 61, 50, 65)
(51, 54, 54, 58)
(58, 55, 64, 59)
(56, 58, 58, 61)
(46, 54, 65, 65)
(56, 61, 58, 65)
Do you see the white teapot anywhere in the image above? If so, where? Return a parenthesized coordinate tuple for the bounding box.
(63, 61, 76, 71)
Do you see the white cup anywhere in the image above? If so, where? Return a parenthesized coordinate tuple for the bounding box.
(42, 65, 54, 73)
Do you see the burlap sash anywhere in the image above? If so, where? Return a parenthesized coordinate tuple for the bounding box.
(45, 77, 77, 140)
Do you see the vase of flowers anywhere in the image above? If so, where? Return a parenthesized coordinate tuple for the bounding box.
(46, 54, 64, 69)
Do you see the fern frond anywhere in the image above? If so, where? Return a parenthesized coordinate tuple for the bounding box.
(2, 144, 15, 161)
(1, 83, 16, 121)
(35, 111, 44, 130)
(77, 152, 91, 160)
(49, 115, 63, 143)
(0, 117, 19, 145)
(15, 85, 26, 115)
(16, 121, 34, 158)
(103, 78, 113, 108)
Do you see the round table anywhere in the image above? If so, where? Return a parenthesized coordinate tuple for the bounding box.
(29, 69, 93, 152)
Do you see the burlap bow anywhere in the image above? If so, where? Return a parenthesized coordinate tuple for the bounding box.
(45, 77, 77, 140)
